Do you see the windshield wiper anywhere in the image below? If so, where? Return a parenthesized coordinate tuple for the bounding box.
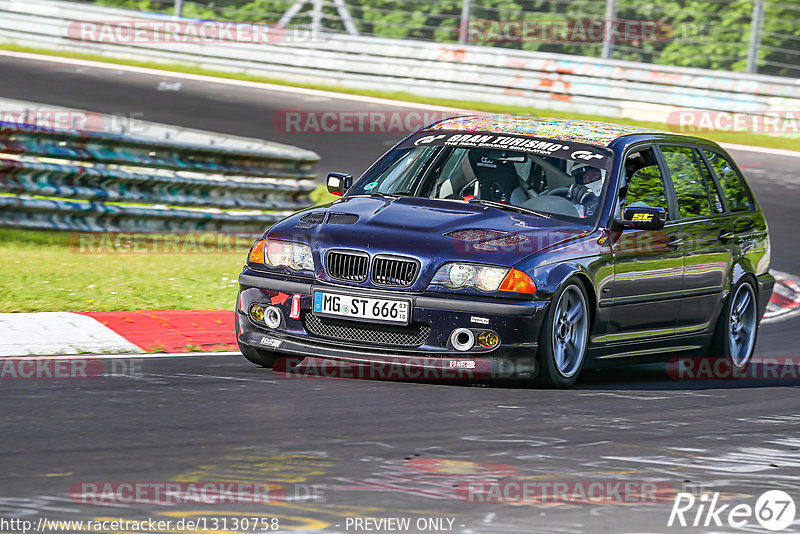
(468, 199, 551, 219)
(368, 192, 408, 198)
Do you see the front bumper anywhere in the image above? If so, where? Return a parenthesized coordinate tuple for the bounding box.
(237, 269, 548, 377)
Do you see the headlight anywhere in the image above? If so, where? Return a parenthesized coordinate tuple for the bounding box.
(448, 264, 476, 288)
(431, 263, 509, 292)
(263, 239, 314, 271)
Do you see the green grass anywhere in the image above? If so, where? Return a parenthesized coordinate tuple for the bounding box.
(309, 183, 337, 204)
(3, 43, 799, 152)
(0, 189, 335, 312)
(0, 228, 248, 312)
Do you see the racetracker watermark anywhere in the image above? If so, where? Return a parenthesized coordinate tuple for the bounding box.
(274, 110, 476, 134)
(1, 518, 282, 534)
(69, 232, 260, 254)
(68, 20, 322, 44)
(68, 481, 323, 504)
(457, 480, 676, 504)
(450, 229, 671, 255)
(0, 110, 145, 133)
(0, 358, 142, 379)
(666, 356, 800, 380)
(667, 110, 800, 135)
(272, 356, 537, 381)
(466, 19, 673, 43)
(668, 490, 795, 530)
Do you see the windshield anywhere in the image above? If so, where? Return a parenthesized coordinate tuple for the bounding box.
(349, 131, 612, 223)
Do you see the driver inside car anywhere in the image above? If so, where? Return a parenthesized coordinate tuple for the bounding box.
(574, 165, 603, 193)
(431, 148, 606, 219)
(568, 165, 604, 217)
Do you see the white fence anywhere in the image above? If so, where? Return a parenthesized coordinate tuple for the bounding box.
(1, 0, 799, 126)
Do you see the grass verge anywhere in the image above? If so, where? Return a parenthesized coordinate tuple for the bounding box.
(0, 228, 247, 312)
(2, 43, 798, 152)
(0, 191, 332, 313)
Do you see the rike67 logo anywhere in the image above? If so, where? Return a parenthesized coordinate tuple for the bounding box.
(668, 490, 796, 531)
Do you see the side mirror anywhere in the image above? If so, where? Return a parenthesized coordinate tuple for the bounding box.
(619, 206, 666, 231)
(327, 172, 352, 197)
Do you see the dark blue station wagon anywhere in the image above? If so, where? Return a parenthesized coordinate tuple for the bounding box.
(236, 116, 774, 387)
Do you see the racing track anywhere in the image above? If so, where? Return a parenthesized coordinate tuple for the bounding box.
(1, 52, 800, 533)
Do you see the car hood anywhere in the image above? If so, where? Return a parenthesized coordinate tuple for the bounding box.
(268, 196, 590, 289)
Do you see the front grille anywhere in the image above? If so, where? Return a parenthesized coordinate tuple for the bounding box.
(372, 255, 419, 287)
(326, 250, 369, 282)
(303, 313, 430, 347)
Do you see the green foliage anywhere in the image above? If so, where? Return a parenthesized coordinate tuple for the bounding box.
(92, 0, 797, 76)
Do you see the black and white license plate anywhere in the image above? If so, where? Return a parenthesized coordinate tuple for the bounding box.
(312, 291, 410, 325)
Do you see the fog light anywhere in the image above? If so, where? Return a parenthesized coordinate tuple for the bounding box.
(477, 331, 499, 348)
(450, 328, 475, 352)
(264, 306, 283, 329)
(249, 304, 264, 322)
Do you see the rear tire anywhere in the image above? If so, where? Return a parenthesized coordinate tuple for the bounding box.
(235, 311, 277, 368)
(710, 278, 758, 375)
(535, 278, 590, 388)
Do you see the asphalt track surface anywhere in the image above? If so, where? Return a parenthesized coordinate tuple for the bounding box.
(2, 53, 800, 533)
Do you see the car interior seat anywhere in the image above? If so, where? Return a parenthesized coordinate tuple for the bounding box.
(467, 149, 523, 202)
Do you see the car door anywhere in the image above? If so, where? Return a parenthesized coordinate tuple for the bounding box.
(700, 148, 769, 300)
(657, 145, 733, 333)
(602, 145, 684, 343)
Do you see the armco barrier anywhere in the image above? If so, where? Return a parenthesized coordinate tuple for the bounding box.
(0, 122, 316, 179)
(0, 119, 319, 233)
(0, 196, 290, 233)
(0, 159, 310, 210)
(0, 0, 798, 123)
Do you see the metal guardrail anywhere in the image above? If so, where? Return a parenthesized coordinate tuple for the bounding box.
(0, 158, 311, 210)
(0, 0, 798, 123)
(1, 122, 317, 179)
(0, 119, 319, 233)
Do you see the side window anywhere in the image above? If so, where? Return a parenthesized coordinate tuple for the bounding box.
(695, 149, 725, 214)
(623, 147, 669, 218)
(660, 145, 712, 219)
(703, 150, 754, 211)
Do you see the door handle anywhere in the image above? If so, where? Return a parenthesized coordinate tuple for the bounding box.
(667, 238, 683, 250)
(718, 230, 735, 243)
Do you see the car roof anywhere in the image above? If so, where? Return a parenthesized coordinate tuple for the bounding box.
(427, 115, 669, 148)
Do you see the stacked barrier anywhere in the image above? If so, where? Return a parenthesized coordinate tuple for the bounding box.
(0, 121, 319, 233)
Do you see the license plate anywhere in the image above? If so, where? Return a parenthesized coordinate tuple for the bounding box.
(312, 291, 410, 325)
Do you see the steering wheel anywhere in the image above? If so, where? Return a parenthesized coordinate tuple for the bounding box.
(542, 186, 571, 198)
(543, 185, 598, 216)
(568, 184, 598, 216)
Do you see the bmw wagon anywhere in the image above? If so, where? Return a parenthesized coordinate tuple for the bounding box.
(236, 116, 773, 387)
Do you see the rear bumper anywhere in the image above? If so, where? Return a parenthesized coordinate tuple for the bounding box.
(237, 269, 547, 377)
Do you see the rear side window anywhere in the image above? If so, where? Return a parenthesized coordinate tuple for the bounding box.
(660, 145, 713, 219)
(695, 149, 725, 214)
(703, 150, 754, 211)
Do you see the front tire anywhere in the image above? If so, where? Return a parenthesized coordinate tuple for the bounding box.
(711, 279, 758, 374)
(535, 279, 590, 388)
